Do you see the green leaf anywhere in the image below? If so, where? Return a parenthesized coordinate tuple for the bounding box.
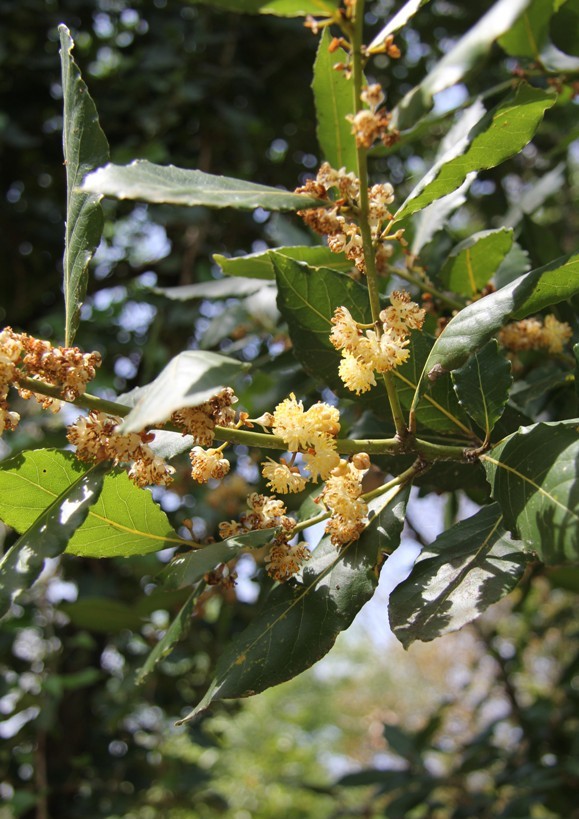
(0, 462, 107, 616)
(59, 25, 109, 347)
(119, 350, 249, 434)
(390, 504, 529, 648)
(136, 590, 198, 684)
(312, 28, 357, 173)
(481, 421, 579, 563)
(367, 0, 431, 52)
(214, 245, 351, 280)
(499, 0, 553, 59)
(160, 529, 277, 589)
(440, 229, 514, 298)
(82, 160, 324, 211)
(274, 254, 473, 437)
(392, 0, 534, 130)
(410, 100, 485, 252)
(410, 252, 579, 415)
(395, 84, 556, 221)
(189, 0, 339, 16)
(452, 341, 512, 438)
(0, 450, 186, 559)
(178, 485, 410, 721)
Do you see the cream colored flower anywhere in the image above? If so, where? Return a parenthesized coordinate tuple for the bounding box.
(338, 350, 376, 394)
(190, 446, 230, 483)
(380, 290, 425, 336)
(330, 306, 362, 352)
(261, 458, 307, 494)
(303, 431, 340, 481)
(265, 541, 310, 582)
(542, 314, 573, 353)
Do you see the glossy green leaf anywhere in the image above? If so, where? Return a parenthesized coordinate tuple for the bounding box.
(499, 0, 553, 59)
(367, 0, 431, 52)
(136, 590, 198, 684)
(274, 254, 473, 437)
(440, 229, 514, 298)
(389, 504, 528, 648)
(178, 485, 410, 721)
(452, 341, 512, 437)
(410, 100, 485, 252)
(392, 0, 534, 130)
(410, 252, 579, 415)
(160, 529, 277, 589)
(82, 160, 324, 211)
(0, 462, 107, 616)
(189, 0, 339, 15)
(395, 84, 556, 221)
(313, 28, 357, 173)
(481, 421, 579, 563)
(214, 245, 351, 280)
(0, 450, 187, 559)
(120, 350, 249, 434)
(59, 25, 109, 346)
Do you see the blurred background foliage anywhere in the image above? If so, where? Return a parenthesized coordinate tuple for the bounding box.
(0, 0, 578, 816)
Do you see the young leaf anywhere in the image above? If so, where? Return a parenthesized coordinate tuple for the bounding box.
(312, 28, 358, 173)
(178, 485, 410, 722)
(410, 252, 579, 415)
(392, 0, 534, 130)
(59, 25, 109, 347)
(189, 0, 339, 15)
(452, 340, 512, 438)
(0, 450, 187, 559)
(136, 590, 198, 684)
(119, 350, 249, 434)
(367, 0, 431, 53)
(160, 529, 277, 589)
(481, 421, 579, 563)
(214, 245, 351, 280)
(0, 462, 107, 617)
(389, 504, 528, 648)
(440, 228, 514, 298)
(82, 160, 325, 211)
(395, 84, 556, 221)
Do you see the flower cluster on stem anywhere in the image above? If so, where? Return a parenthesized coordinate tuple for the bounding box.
(67, 410, 174, 488)
(295, 162, 402, 276)
(0, 327, 101, 435)
(331, 290, 425, 394)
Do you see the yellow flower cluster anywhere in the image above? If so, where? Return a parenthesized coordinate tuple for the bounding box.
(499, 315, 573, 354)
(67, 410, 174, 488)
(295, 163, 398, 275)
(331, 291, 425, 394)
(0, 327, 102, 435)
(320, 455, 370, 547)
(261, 393, 341, 493)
